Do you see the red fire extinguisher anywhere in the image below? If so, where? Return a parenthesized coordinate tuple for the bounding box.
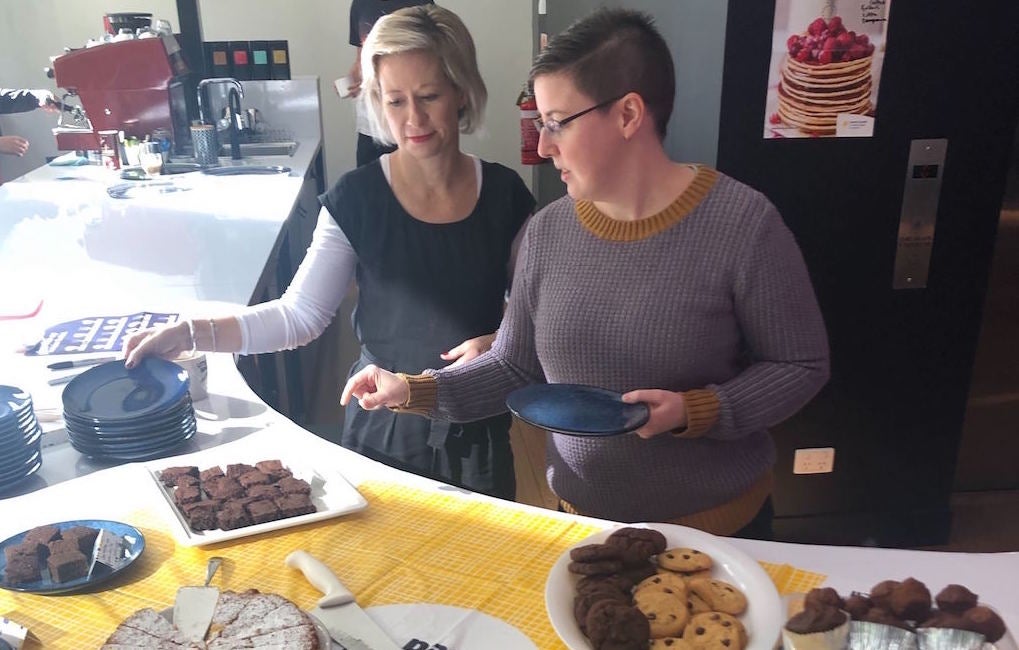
(518, 87, 543, 165)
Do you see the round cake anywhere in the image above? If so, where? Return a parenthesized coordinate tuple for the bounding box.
(101, 589, 320, 649)
(777, 15, 876, 135)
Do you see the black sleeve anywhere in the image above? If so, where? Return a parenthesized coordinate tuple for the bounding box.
(0, 89, 40, 115)
(348, 0, 363, 47)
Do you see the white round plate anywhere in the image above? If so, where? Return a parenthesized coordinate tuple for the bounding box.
(544, 523, 782, 650)
(364, 604, 537, 650)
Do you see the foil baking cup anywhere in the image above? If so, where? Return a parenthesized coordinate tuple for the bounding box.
(783, 618, 851, 649)
(850, 621, 918, 650)
(916, 627, 986, 650)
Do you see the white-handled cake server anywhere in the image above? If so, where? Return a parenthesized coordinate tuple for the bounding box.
(285, 550, 401, 650)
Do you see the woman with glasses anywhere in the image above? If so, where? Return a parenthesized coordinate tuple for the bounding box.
(342, 8, 828, 537)
(125, 5, 534, 500)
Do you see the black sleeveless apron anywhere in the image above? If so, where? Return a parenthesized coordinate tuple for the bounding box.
(322, 159, 534, 501)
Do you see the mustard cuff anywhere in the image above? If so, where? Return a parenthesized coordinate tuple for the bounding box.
(672, 389, 720, 439)
(391, 372, 438, 415)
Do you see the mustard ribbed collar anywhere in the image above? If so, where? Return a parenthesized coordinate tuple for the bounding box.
(575, 166, 719, 241)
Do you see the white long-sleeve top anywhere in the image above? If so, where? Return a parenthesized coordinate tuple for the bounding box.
(234, 154, 483, 354)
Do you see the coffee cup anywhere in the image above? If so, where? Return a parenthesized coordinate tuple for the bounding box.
(174, 351, 209, 401)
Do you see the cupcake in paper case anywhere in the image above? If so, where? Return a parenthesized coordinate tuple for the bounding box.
(849, 621, 918, 650)
(782, 605, 850, 649)
(915, 627, 985, 650)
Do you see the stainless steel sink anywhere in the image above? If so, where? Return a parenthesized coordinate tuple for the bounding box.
(219, 141, 298, 157)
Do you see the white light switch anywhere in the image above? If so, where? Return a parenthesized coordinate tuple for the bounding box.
(793, 447, 835, 474)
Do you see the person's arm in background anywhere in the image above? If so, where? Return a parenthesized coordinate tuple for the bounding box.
(124, 206, 356, 365)
(0, 136, 29, 156)
(0, 88, 55, 114)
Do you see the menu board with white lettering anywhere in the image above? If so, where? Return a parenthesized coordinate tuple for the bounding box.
(764, 0, 892, 138)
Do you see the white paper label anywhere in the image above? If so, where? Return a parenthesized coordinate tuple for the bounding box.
(88, 529, 131, 577)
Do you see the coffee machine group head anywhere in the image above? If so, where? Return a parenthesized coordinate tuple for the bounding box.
(50, 36, 190, 153)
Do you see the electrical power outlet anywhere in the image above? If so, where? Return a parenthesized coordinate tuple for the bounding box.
(793, 447, 835, 474)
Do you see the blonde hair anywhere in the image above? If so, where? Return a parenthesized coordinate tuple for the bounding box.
(359, 4, 487, 146)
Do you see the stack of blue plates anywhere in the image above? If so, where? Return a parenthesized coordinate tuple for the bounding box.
(62, 358, 197, 461)
(0, 386, 43, 492)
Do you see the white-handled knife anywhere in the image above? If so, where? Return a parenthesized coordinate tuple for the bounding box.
(285, 550, 401, 650)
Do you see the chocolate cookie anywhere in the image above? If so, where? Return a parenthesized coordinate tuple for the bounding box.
(570, 543, 627, 576)
(585, 600, 651, 650)
(575, 587, 631, 633)
(576, 573, 634, 597)
(607, 527, 668, 567)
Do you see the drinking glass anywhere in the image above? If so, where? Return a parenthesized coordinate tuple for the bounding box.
(139, 142, 163, 176)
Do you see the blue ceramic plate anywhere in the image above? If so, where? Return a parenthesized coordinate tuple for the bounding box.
(506, 383, 649, 436)
(0, 385, 32, 422)
(62, 358, 189, 423)
(0, 519, 145, 594)
(62, 396, 193, 433)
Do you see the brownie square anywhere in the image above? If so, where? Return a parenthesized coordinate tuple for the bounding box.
(182, 502, 219, 531)
(238, 470, 270, 489)
(4, 553, 40, 584)
(174, 484, 203, 506)
(47, 539, 80, 558)
(24, 525, 61, 545)
(245, 499, 281, 524)
(200, 466, 225, 483)
(216, 504, 252, 530)
(47, 550, 88, 583)
(175, 474, 200, 489)
(246, 484, 281, 499)
(159, 466, 199, 487)
(61, 526, 100, 554)
(255, 460, 292, 481)
(225, 463, 257, 480)
(275, 493, 316, 518)
(277, 477, 311, 495)
(204, 477, 245, 500)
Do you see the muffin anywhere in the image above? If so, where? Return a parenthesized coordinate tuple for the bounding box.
(782, 605, 850, 649)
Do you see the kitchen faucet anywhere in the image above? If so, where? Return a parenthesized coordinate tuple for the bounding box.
(197, 78, 244, 159)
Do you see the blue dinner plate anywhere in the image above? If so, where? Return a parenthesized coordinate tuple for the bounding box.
(506, 383, 650, 436)
(0, 385, 32, 422)
(62, 358, 189, 423)
(68, 423, 196, 461)
(62, 396, 193, 432)
(0, 520, 145, 594)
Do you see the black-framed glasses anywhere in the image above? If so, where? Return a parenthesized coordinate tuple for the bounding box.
(533, 94, 625, 136)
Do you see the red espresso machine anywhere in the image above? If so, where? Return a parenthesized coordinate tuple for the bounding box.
(50, 37, 191, 154)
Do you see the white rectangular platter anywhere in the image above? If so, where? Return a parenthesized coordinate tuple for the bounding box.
(142, 452, 368, 547)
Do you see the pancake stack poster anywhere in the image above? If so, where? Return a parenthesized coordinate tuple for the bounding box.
(764, 0, 892, 138)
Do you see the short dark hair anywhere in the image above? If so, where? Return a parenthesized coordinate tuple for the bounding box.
(529, 8, 675, 140)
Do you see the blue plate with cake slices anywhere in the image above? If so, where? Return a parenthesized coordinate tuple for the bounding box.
(506, 383, 650, 436)
(0, 519, 145, 594)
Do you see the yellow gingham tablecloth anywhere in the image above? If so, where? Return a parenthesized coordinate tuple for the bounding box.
(1, 481, 825, 649)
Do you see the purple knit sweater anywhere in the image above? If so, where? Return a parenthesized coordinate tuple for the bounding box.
(422, 167, 829, 522)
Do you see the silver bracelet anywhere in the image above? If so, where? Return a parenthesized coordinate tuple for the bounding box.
(208, 318, 217, 353)
(185, 319, 197, 355)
